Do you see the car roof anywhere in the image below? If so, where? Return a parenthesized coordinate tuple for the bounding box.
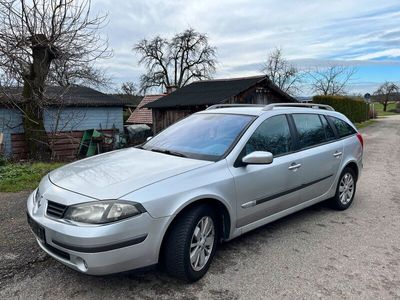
(196, 103, 352, 124)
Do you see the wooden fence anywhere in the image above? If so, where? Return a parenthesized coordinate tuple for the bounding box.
(11, 129, 115, 161)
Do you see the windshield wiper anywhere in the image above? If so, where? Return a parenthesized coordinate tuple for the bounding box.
(150, 148, 187, 158)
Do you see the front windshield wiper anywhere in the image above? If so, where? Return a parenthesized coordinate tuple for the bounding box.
(150, 148, 187, 158)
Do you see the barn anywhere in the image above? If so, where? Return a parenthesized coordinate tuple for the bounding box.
(145, 75, 296, 133)
(0, 86, 131, 160)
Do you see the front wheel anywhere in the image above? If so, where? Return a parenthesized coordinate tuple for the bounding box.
(330, 167, 357, 210)
(163, 205, 218, 282)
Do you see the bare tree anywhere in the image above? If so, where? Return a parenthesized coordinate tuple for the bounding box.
(134, 28, 217, 92)
(120, 81, 137, 96)
(309, 65, 357, 96)
(373, 81, 399, 112)
(262, 47, 302, 95)
(48, 60, 111, 88)
(0, 0, 111, 159)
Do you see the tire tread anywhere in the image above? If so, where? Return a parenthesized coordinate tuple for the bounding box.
(163, 205, 217, 281)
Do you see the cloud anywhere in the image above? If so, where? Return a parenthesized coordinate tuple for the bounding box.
(92, 0, 400, 94)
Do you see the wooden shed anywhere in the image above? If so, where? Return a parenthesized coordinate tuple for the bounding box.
(0, 86, 132, 160)
(145, 75, 296, 133)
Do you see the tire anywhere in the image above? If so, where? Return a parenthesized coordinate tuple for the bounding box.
(330, 167, 357, 210)
(163, 205, 219, 282)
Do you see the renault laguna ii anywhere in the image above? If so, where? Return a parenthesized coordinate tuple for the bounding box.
(27, 103, 363, 282)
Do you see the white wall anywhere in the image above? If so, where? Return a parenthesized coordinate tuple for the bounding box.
(44, 107, 124, 132)
(0, 106, 123, 156)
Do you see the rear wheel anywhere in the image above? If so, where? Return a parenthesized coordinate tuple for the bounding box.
(330, 167, 356, 210)
(163, 205, 218, 282)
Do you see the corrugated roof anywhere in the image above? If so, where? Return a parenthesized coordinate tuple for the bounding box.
(126, 94, 165, 124)
(0, 86, 132, 107)
(145, 75, 295, 109)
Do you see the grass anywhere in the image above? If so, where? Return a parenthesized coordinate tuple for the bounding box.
(0, 162, 64, 192)
(355, 119, 376, 129)
(371, 102, 399, 117)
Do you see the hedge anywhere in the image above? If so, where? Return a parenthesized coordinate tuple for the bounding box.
(312, 95, 370, 123)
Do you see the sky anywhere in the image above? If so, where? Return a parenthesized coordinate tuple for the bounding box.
(93, 0, 400, 96)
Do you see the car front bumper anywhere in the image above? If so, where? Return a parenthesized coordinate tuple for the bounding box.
(26, 191, 169, 275)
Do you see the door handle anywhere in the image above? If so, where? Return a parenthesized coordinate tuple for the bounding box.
(288, 163, 302, 170)
(333, 151, 343, 157)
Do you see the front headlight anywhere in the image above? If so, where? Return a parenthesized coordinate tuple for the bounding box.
(33, 188, 40, 204)
(64, 200, 145, 224)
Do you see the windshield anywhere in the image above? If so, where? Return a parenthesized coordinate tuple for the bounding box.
(143, 113, 255, 161)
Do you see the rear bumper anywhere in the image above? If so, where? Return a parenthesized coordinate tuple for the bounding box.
(357, 156, 363, 179)
(27, 192, 169, 275)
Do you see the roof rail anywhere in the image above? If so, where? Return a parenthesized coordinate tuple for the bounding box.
(206, 104, 265, 110)
(262, 103, 335, 111)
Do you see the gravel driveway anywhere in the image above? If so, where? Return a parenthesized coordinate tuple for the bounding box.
(1, 115, 400, 299)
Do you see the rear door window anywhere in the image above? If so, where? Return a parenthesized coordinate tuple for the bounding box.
(244, 115, 292, 156)
(328, 116, 356, 138)
(292, 114, 326, 149)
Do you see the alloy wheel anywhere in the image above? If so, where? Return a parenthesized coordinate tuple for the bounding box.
(339, 173, 354, 205)
(189, 216, 215, 271)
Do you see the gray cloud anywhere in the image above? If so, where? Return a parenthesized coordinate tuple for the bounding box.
(91, 0, 400, 94)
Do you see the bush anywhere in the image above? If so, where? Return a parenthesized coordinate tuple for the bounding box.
(313, 95, 370, 123)
(0, 155, 6, 166)
(396, 102, 400, 113)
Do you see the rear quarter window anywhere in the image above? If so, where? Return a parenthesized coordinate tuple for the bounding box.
(292, 113, 326, 149)
(328, 116, 356, 138)
(320, 115, 336, 141)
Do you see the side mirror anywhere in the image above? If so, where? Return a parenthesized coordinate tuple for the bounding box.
(146, 136, 153, 142)
(242, 151, 273, 165)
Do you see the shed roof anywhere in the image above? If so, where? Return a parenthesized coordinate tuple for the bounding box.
(126, 94, 165, 124)
(0, 86, 132, 107)
(145, 75, 295, 109)
(109, 94, 143, 107)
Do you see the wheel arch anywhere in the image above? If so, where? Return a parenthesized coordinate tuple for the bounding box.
(343, 161, 359, 181)
(158, 197, 232, 263)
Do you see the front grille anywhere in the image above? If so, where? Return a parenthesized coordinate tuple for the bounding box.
(46, 201, 68, 218)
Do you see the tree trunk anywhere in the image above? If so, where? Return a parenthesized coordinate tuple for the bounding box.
(22, 36, 55, 160)
(383, 101, 388, 112)
(22, 90, 50, 160)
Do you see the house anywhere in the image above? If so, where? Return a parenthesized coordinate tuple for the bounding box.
(145, 75, 296, 133)
(126, 94, 165, 128)
(0, 86, 132, 160)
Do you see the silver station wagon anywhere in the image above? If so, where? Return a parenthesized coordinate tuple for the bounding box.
(27, 103, 363, 282)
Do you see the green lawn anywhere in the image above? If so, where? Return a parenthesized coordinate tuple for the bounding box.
(371, 102, 399, 117)
(355, 119, 377, 129)
(0, 162, 64, 192)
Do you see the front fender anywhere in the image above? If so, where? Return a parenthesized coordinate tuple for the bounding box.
(121, 160, 236, 218)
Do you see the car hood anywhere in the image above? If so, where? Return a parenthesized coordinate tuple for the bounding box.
(49, 148, 212, 199)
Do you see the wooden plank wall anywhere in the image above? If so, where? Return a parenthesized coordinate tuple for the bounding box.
(11, 129, 116, 161)
(10, 134, 28, 160)
(152, 107, 204, 133)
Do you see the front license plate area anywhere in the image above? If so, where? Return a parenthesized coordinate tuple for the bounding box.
(27, 213, 46, 243)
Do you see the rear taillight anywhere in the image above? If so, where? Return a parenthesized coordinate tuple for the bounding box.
(356, 132, 364, 148)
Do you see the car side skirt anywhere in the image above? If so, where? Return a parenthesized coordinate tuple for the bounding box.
(239, 190, 332, 235)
